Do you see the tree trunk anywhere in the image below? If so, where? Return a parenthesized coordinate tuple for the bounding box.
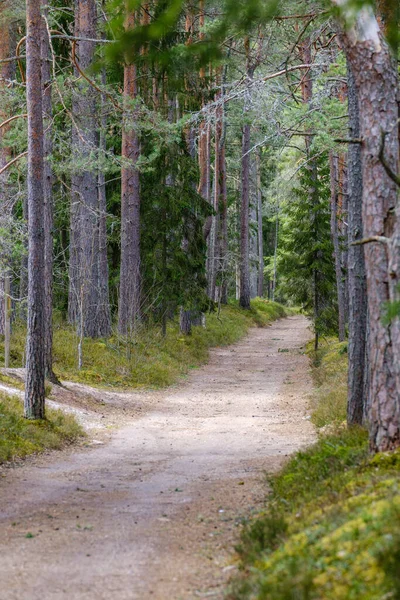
(239, 40, 252, 310)
(97, 67, 112, 337)
(70, 0, 109, 339)
(339, 7, 400, 451)
(118, 9, 141, 336)
(25, 0, 46, 419)
(239, 116, 251, 310)
(0, 5, 12, 335)
(346, 61, 367, 426)
(257, 151, 264, 298)
(329, 152, 347, 341)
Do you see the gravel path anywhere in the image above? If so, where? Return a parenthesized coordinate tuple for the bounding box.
(0, 315, 314, 600)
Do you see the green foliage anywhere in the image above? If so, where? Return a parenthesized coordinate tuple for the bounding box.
(141, 134, 211, 320)
(0, 300, 286, 389)
(277, 150, 338, 339)
(0, 393, 84, 464)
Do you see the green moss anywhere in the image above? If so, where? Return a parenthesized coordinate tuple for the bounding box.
(229, 338, 400, 600)
(307, 338, 348, 428)
(0, 300, 286, 389)
(0, 393, 84, 464)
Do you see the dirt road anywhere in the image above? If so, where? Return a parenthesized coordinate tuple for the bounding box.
(0, 316, 314, 600)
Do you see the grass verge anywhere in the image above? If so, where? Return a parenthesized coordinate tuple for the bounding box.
(228, 339, 400, 600)
(0, 393, 84, 464)
(0, 300, 286, 389)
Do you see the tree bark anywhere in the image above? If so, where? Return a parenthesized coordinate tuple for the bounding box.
(69, 0, 110, 339)
(239, 38, 252, 310)
(339, 7, 400, 451)
(25, 0, 46, 419)
(118, 9, 141, 335)
(346, 61, 367, 426)
(256, 151, 264, 298)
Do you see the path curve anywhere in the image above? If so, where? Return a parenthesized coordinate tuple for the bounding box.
(0, 315, 314, 600)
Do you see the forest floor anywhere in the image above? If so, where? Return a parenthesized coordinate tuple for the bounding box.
(0, 315, 314, 600)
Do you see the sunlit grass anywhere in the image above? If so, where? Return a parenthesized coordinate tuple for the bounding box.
(0, 393, 84, 464)
(0, 300, 286, 389)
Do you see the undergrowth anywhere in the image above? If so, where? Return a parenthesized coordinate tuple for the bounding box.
(0, 393, 84, 464)
(0, 300, 286, 389)
(228, 338, 400, 600)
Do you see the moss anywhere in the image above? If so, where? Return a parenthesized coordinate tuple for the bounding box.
(0, 300, 286, 390)
(228, 337, 400, 600)
(0, 392, 84, 464)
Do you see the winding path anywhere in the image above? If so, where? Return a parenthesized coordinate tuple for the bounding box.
(0, 315, 314, 600)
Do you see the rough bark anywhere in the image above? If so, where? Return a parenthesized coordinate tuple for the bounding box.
(118, 10, 141, 335)
(69, 0, 110, 338)
(97, 68, 112, 337)
(346, 61, 367, 426)
(239, 117, 251, 310)
(339, 8, 400, 451)
(330, 152, 347, 341)
(239, 39, 252, 310)
(25, 0, 46, 419)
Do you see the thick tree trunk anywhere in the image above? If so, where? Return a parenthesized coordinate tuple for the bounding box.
(346, 61, 367, 426)
(330, 152, 347, 341)
(25, 0, 46, 419)
(118, 11, 141, 336)
(339, 8, 400, 451)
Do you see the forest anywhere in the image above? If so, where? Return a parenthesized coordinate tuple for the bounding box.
(0, 0, 400, 598)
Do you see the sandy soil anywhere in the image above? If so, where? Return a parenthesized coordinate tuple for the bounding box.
(0, 315, 315, 600)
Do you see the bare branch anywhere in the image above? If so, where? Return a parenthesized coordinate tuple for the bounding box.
(0, 151, 28, 176)
(0, 114, 28, 130)
(351, 236, 389, 247)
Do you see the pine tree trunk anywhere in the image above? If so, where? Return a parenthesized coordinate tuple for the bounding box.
(70, 0, 104, 339)
(330, 152, 347, 341)
(239, 116, 251, 310)
(239, 41, 252, 311)
(339, 7, 400, 451)
(346, 61, 367, 426)
(118, 10, 141, 335)
(97, 68, 112, 337)
(256, 151, 264, 298)
(25, 0, 46, 419)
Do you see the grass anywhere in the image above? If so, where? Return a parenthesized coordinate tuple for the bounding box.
(228, 338, 400, 600)
(0, 393, 84, 464)
(0, 300, 287, 389)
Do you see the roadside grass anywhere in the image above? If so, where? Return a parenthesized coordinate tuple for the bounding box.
(228, 338, 400, 600)
(0, 393, 84, 464)
(0, 300, 286, 389)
